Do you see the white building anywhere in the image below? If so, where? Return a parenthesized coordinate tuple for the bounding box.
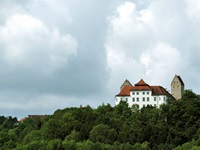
(115, 79, 172, 109)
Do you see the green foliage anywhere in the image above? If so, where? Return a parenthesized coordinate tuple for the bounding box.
(46, 139, 62, 150)
(89, 124, 117, 144)
(0, 90, 200, 149)
(62, 140, 76, 150)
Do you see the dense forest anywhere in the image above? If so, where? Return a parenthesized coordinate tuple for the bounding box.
(0, 90, 200, 150)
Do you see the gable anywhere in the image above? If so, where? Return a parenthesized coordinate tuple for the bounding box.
(171, 75, 184, 86)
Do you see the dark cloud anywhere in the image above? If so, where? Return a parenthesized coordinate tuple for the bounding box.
(0, 0, 199, 118)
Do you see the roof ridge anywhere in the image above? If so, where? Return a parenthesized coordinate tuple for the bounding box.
(135, 79, 149, 86)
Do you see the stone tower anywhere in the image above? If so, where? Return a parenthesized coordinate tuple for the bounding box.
(171, 75, 184, 100)
(120, 79, 132, 91)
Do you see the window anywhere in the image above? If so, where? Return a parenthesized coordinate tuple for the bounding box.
(126, 98, 128, 102)
(143, 104, 145, 107)
(147, 92, 149, 95)
(132, 98, 135, 102)
(164, 97, 166, 100)
(159, 97, 161, 101)
(147, 97, 149, 101)
(143, 97, 145, 101)
(137, 98, 139, 102)
(143, 92, 145, 95)
(154, 97, 156, 101)
(137, 92, 139, 95)
(132, 92, 135, 95)
(154, 104, 156, 107)
(121, 98, 122, 101)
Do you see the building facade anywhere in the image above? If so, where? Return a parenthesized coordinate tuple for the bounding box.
(115, 79, 171, 108)
(171, 75, 184, 100)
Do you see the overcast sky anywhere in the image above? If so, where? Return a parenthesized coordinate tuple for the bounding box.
(0, 0, 199, 119)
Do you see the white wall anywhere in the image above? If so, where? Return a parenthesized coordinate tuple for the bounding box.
(115, 90, 167, 108)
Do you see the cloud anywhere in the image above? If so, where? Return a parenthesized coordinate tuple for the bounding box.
(105, 1, 153, 89)
(0, 0, 200, 118)
(140, 42, 182, 83)
(0, 13, 77, 70)
(0, 12, 79, 96)
(0, 0, 113, 119)
(105, 0, 199, 92)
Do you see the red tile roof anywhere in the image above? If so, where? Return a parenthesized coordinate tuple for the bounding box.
(116, 86, 133, 96)
(151, 86, 171, 96)
(135, 79, 149, 86)
(18, 117, 27, 123)
(116, 79, 171, 97)
(28, 115, 46, 118)
(18, 115, 47, 123)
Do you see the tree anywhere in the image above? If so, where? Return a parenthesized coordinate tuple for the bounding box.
(89, 124, 117, 144)
(62, 140, 76, 150)
(0, 132, 10, 147)
(46, 139, 62, 150)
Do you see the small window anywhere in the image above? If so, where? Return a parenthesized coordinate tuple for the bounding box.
(126, 98, 128, 102)
(137, 92, 139, 95)
(147, 97, 149, 101)
(154, 97, 156, 101)
(154, 104, 156, 107)
(132, 98, 135, 102)
(137, 98, 139, 102)
(164, 97, 166, 100)
(132, 92, 135, 95)
(143, 92, 145, 95)
(159, 97, 161, 101)
(121, 98, 122, 101)
(147, 92, 149, 95)
(143, 97, 145, 101)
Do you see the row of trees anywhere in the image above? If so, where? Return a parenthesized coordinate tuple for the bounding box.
(0, 90, 200, 149)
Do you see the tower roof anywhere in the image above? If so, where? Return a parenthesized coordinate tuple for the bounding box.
(135, 79, 149, 86)
(177, 75, 184, 86)
(171, 75, 184, 86)
(120, 79, 132, 90)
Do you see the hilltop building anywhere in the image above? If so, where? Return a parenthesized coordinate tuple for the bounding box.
(171, 75, 185, 100)
(18, 115, 47, 123)
(115, 79, 171, 108)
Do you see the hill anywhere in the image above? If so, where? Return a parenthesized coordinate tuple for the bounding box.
(0, 90, 200, 150)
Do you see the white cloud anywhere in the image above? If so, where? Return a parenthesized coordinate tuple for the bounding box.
(105, 0, 199, 91)
(186, 0, 200, 22)
(0, 13, 77, 74)
(140, 42, 182, 83)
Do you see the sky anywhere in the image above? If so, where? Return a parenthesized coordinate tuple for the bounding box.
(0, 0, 199, 119)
